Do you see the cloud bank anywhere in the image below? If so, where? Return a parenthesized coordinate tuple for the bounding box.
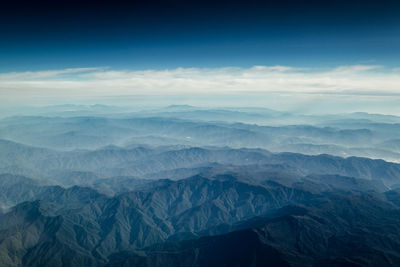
(0, 65, 399, 99)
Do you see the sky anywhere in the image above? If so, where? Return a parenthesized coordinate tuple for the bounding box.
(1, 0, 400, 113)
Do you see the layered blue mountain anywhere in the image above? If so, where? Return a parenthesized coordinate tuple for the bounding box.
(1, 106, 400, 266)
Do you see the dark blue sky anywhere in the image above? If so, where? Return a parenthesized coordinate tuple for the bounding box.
(1, 0, 399, 71)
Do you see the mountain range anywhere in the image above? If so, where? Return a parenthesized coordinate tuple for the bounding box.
(1, 106, 400, 266)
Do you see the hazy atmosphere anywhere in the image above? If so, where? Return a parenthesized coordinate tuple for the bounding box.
(1, 1, 400, 266)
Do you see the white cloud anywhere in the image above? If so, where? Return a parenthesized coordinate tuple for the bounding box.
(0, 65, 399, 99)
(0, 67, 105, 80)
(331, 65, 383, 73)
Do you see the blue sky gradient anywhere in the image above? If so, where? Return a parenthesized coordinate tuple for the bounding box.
(1, 0, 399, 71)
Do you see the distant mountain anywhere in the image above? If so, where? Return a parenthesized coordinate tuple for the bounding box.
(2, 140, 400, 188)
(0, 173, 45, 208)
(2, 112, 400, 160)
(380, 139, 400, 153)
(2, 107, 400, 266)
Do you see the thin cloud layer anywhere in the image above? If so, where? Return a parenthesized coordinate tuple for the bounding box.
(0, 65, 399, 98)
